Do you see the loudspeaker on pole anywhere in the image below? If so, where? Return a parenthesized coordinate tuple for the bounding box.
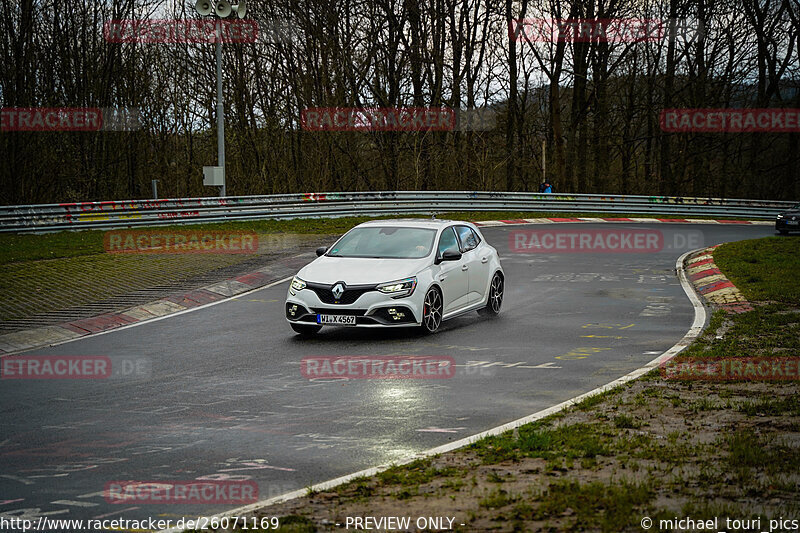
(214, 0, 232, 17)
(195, 0, 212, 15)
(235, 0, 247, 18)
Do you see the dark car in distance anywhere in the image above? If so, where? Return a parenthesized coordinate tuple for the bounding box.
(776, 203, 800, 235)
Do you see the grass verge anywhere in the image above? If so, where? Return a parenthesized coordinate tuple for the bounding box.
(713, 237, 800, 303)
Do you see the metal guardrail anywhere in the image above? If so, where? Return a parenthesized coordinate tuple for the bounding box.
(0, 191, 793, 233)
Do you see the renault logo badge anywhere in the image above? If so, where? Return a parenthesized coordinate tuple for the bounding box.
(332, 283, 344, 300)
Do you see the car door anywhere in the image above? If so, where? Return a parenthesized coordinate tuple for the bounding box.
(435, 226, 471, 313)
(455, 225, 491, 304)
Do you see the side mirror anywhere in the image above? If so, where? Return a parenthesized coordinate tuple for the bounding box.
(316, 246, 327, 257)
(441, 248, 462, 262)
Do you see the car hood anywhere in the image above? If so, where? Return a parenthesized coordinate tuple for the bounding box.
(298, 256, 430, 285)
(779, 210, 800, 218)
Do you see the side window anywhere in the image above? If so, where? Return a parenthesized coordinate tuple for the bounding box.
(455, 225, 480, 252)
(437, 227, 459, 257)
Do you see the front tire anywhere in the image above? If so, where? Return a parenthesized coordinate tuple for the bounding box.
(291, 323, 322, 336)
(478, 272, 504, 316)
(778, 229, 789, 235)
(420, 287, 443, 334)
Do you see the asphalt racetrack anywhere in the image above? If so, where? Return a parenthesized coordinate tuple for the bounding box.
(0, 223, 774, 524)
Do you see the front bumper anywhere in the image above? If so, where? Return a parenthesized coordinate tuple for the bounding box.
(285, 285, 423, 327)
(776, 218, 799, 232)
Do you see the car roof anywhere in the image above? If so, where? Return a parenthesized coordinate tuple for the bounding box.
(355, 218, 472, 229)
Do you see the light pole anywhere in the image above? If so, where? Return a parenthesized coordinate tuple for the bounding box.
(215, 20, 225, 197)
(195, 0, 247, 197)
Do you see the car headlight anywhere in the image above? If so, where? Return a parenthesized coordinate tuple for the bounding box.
(289, 276, 306, 295)
(377, 277, 417, 298)
(777, 214, 784, 219)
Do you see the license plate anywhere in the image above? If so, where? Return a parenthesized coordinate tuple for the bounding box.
(317, 314, 357, 325)
(788, 221, 799, 226)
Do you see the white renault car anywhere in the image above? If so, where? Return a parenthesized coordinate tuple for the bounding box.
(285, 219, 504, 335)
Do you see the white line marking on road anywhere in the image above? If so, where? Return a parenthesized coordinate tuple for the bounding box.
(76, 492, 106, 499)
(0, 475, 34, 485)
(527, 362, 562, 369)
(159, 248, 708, 533)
(218, 464, 296, 472)
(92, 507, 139, 519)
(51, 500, 98, 507)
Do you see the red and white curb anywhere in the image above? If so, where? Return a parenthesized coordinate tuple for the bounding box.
(685, 245, 754, 313)
(475, 217, 773, 227)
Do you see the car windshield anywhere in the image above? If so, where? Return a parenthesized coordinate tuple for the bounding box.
(327, 226, 436, 259)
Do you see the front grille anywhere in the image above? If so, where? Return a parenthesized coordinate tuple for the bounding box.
(310, 308, 368, 316)
(306, 282, 377, 304)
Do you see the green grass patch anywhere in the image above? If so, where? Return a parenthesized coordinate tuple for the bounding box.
(376, 459, 460, 486)
(469, 422, 612, 464)
(574, 387, 621, 411)
(533, 480, 653, 532)
(725, 429, 800, 475)
(486, 471, 506, 483)
(613, 414, 642, 429)
(726, 430, 770, 468)
(738, 395, 800, 417)
(0, 230, 110, 264)
(612, 430, 705, 464)
(334, 475, 374, 500)
(675, 304, 800, 360)
(479, 488, 519, 509)
(713, 237, 800, 304)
